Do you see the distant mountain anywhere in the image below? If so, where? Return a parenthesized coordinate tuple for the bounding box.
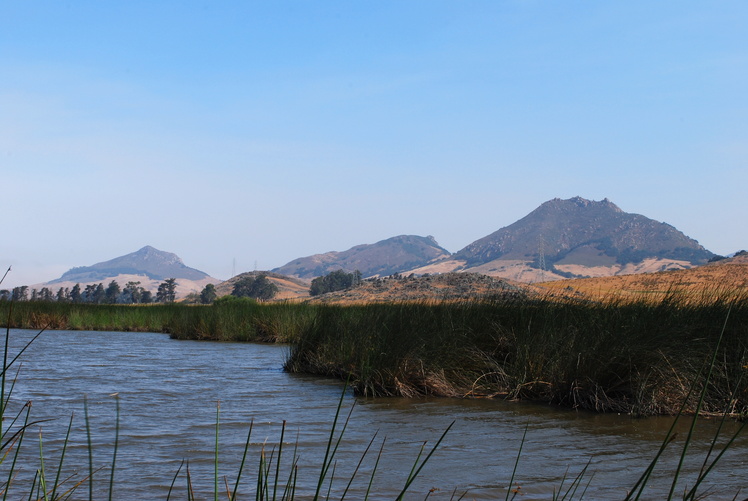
(50, 246, 210, 284)
(272, 235, 451, 279)
(43, 246, 219, 298)
(441, 197, 714, 280)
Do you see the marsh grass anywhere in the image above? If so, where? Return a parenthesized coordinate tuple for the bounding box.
(285, 292, 748, 416)
(164, 299, 317, 343)
(4, 289, 747, 416)
(0, 300, 317, 344)
(0, 302, 182, 333)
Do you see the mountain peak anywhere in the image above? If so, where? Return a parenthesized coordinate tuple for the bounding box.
(133, 245, 184, 265)
(49, 246, 208, 284)
(543, 196, 622, 212)
(453, 197, 713, 269)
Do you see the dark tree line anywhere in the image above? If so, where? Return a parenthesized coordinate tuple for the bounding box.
(231, 274, 278, 301)
(309, 269, 362, 296)
(0, 278, 180, 304)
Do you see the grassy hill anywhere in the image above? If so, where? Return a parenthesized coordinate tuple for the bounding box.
(540, 252, 748, 303)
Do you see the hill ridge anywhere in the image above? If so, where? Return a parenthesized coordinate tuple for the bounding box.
(272, 234, 451, 279)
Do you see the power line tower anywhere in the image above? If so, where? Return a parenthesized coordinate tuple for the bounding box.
(537, 235, 546, 283)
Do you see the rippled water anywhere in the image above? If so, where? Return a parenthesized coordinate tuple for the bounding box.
(3, 329, 747, 500)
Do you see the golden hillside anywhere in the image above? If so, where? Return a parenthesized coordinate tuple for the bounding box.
(540, 253, 748, 303)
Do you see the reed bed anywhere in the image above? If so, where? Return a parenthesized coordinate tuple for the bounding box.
(285, 292, 748, 417)
(0, 302, 182, 333)
(164, 298, 317, 343)
(3, 291, 747, 416)
(0, 300, 316, 344)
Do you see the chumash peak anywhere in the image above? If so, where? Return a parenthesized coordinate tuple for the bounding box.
(272, 235, 450, 279)
(50, 246, 212, 284)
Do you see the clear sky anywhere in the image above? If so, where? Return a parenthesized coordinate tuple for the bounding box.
(1, 1, 746, 288)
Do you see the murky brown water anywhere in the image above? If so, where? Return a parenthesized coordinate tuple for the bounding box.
(4, 329, 746, 499)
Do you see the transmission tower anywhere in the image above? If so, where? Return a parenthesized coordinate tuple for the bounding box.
(537, 235, 546, 283)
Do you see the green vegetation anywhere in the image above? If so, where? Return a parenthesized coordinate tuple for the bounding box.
(0, 302, 183, 333)
(0, 278, 171, 305)
(156, 278, 178, 303)
(165, 297, 314, 342)
(285, 293, 748, 417)
(231, 274, 279, 301)
(200, 283, 218, 304)
(309, 270, 362, 296)
(2, 291, 748, 417)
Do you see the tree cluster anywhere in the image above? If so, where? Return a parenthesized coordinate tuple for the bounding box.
(309, 269, 362, 296)
(231, 274, 278, 301)
(0, 278, 180, 304)
(199, 283, 217, 304)
(156, 278, 177, 303)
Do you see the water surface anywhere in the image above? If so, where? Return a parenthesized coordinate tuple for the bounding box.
(4, 329, 746, 499)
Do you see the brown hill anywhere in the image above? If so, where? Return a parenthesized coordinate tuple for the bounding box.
(540, 253, 748, 302)
(272, 235, 451, 279)
(305, 273, 540, 304)
(215, 271, 311, 301)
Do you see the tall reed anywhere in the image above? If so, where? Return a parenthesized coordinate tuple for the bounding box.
(285, 292, 748, 416)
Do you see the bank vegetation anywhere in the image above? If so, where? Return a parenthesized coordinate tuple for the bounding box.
(2, 291, 747, 417)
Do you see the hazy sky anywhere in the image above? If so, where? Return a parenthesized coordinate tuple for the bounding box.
(2, 1, 746, 288)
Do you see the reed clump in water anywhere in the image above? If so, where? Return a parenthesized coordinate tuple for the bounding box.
(285, 291, 748, 417)
(164, 297, 317, 343)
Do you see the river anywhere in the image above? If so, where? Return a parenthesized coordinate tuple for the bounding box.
(3, 329, 746, 500)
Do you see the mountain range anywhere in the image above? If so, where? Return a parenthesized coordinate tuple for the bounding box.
(274, 196, 715, 282)
(33, 197, 724, 296)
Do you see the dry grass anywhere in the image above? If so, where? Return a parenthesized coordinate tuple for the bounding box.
(539, 255, 748, 304)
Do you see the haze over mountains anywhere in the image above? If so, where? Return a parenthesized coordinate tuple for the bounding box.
(29, 197, 725, 297)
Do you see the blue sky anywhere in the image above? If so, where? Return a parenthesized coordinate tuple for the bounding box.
(1, 1, 746, 288)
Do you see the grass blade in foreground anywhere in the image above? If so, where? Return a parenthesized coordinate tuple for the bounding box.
(395, 420, 454, 501)
(666, 308, 730, 500)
